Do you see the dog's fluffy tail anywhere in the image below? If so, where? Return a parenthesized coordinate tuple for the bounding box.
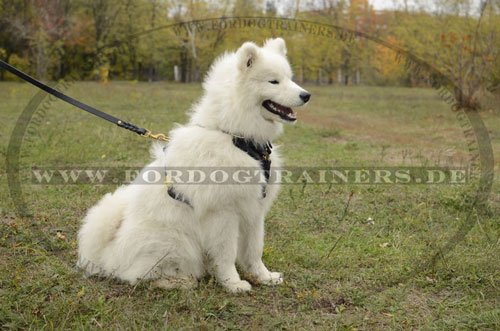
(77, 186, 128, 275)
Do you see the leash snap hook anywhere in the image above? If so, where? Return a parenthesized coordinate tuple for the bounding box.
(142, 129, 169, 142)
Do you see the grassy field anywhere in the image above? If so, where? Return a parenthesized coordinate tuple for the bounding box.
(1, 81, 499, 330)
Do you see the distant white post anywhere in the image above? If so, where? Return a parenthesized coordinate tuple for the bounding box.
(174, 65, 180, 82)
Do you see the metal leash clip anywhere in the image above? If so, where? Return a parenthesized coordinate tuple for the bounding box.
(142, 129, 169, 142)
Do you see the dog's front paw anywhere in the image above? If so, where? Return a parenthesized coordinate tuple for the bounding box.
(256, 271, 283, 285)
(223, 280, 252, 293)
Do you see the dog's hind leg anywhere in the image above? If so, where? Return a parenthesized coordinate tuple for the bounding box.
(77, 186, 129, 275)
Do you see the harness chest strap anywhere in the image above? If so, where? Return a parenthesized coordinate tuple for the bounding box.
(231, 136, 273, 198)
(167, 133, 273, 207)
(167, 185, 192, 208)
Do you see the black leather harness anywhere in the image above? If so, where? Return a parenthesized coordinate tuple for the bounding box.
(167, 132, 273, 208)
(167, 185, 193, 208)
(231, 136, 272, 198)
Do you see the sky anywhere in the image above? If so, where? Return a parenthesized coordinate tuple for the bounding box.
(274, 0, 483, 17)
(371, 0, 399, 10)
(370, 0, 482, 13)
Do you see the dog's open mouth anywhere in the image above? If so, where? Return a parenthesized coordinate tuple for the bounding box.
(262, 100, 296, 122)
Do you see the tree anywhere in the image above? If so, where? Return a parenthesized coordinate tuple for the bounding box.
(0, 0, 35, 79)
(371, 35, 406, 85)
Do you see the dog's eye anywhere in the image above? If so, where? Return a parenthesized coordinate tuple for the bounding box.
(268, 80, 279, 85)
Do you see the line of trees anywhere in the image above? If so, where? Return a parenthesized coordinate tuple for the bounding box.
(1, 0, 499, 109)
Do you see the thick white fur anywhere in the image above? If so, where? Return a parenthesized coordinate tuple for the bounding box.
(77, 38, 309, 292)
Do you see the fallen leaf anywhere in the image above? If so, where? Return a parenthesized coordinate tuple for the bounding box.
(77, 286, 85, 297)
(426, 276, 438, 283)
(12, 242, 23, 248)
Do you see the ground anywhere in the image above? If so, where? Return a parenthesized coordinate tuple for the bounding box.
(0, 82, 499, 329)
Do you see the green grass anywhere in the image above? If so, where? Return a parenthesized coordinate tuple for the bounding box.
(1, 82, 499, 330)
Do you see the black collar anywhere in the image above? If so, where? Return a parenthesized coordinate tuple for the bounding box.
(230, 135, 272, 164)
(204, 126, 272, 165)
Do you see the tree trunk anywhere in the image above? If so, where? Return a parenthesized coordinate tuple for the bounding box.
(180, 49, 188, 83)
(57, 51, 63, 80)
(148, 0, 156, 83)
(189, 32, 199, 82)
(35, 33, 48, 81)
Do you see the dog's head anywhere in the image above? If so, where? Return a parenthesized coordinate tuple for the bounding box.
(236, 38, 311, 124)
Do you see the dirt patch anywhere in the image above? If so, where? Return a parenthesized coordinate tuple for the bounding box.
(302, 111, 448, 147)
(301, 111, 472, 166)
(314, 296, 352, 314)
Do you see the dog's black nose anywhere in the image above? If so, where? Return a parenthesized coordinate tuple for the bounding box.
(300, 92, 311, 103)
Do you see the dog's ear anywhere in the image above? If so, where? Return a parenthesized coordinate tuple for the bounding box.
(264, 38, 287, 56)
(237, 42, 259, 72)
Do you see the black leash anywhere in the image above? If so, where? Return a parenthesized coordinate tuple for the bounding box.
(0, 60, 168, 141)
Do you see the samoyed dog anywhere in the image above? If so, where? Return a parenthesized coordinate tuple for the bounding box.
(77, 38, 310, 292)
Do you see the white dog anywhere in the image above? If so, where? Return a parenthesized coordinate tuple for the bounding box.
(77, 38, 310, 292)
